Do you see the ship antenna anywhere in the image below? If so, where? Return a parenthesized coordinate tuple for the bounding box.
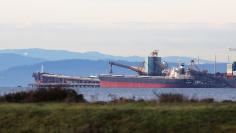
(177, 59, 180, 67)
(109, 61, 113, 74)
(214, 55, 216, 76)
(41, 65, 44, 73)
(197, 56, 200, 65)
(228, 55, 230, 63)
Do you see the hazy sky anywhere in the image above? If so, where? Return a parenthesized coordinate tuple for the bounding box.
(0, 0, 236, 61)
(1, 0, 236, 24)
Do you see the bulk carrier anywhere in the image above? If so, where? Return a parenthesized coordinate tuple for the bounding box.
(32, 50, 236, 88)
(99, 50, 236, 88)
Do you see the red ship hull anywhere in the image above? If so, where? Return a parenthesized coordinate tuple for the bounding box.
(100, 81, 185, 88)
(99, 75, 193, 88)
(99, 75, 236, 88)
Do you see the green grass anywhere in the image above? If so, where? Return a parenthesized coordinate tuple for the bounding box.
(1, 102, 236, 133)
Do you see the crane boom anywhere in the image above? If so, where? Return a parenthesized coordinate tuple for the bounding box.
(109, 61, 147, 75)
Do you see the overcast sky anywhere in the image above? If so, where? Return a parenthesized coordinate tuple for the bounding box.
(0, 0, 236, 61)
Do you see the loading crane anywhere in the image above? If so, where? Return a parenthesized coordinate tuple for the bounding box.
(109, 61, 147, 76)
(108, 50, 168, 76)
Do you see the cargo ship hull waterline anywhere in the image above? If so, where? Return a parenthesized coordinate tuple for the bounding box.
(99, 76, 193, 88)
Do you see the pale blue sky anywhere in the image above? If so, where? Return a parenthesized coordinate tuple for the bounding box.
(0, 0, 236, 61)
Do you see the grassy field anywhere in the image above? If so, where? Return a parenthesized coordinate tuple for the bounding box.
(1, 102, 236, 133)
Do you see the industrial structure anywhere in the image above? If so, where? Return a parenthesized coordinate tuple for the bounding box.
(32, 72, 100, 88)
(109, 50, 167, 76)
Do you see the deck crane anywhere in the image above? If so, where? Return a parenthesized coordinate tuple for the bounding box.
(109, 61, 147, 76)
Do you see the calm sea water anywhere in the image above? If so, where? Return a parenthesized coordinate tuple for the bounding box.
(1, 87, 236, 102)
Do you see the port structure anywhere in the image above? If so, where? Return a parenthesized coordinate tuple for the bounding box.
(32, 72, 100, 88)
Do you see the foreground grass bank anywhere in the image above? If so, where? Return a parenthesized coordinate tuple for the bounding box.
(1, 102, 236, 133)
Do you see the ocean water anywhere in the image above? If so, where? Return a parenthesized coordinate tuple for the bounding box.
(1, 87, 236, 102)
(76, 88, 236, 102)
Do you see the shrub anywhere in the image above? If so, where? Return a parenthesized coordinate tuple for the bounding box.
(0, 87, 85, 103)
(222, 100, 234, 103)
(154, 93, 188, 103)
(111, 97, 136, 103)
(200, 98, 214, 103)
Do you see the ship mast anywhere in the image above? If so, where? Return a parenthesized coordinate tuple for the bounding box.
(41, 65, 44, 73)
(214, 55, 216, 76)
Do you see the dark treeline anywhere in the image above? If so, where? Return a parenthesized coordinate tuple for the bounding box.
(0, 87, 234, 104)
(0, 87, 85, 103)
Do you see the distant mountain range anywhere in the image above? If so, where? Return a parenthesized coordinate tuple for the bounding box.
(0, 53, 45, 71)
(0, 48, 214, 64)
(0, 49, 144, 62)
(0, 48, 227, 87)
